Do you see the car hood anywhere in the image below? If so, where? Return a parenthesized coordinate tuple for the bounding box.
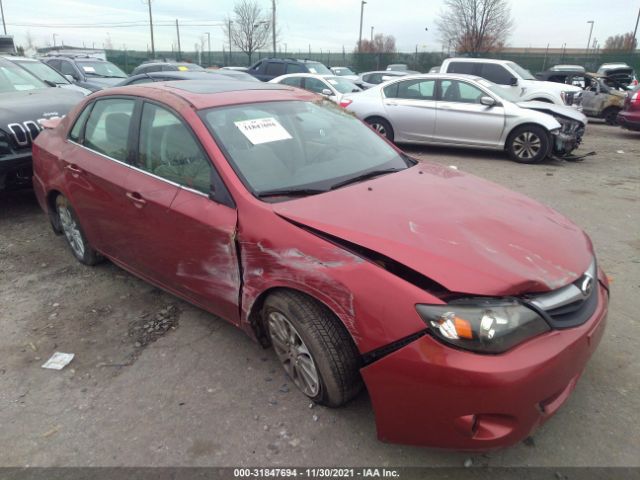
(273, 165, 592, 296)
(0, 88, 85, 141)
(517, 100, 587, 123)
(83, 76, 127, 88)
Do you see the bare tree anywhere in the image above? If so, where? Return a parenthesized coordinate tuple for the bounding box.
(437, 0, 513, 55)
(603, 33, 637, 52)
(104, 33, 114, 50)
(25, 31, 37, 51)
(357, 33, 397, 54)
(226, 0, 271, 64)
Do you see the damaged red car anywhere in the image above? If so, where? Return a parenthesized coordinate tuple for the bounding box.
(32, 81, 609, 450)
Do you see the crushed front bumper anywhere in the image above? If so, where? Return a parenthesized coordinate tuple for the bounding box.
(361, 283, 608, 450)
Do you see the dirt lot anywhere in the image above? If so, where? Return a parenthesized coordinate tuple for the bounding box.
(0, 122, 638, 467)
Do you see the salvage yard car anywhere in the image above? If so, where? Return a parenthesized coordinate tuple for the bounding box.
(0, 57, 85, 190)
(269, 73, 362, 104)
(32, 80, 608, 450)
(43, 55, 128, 92)
(342, 73, 587, 163)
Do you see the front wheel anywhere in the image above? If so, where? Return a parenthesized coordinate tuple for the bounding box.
(263, 290, 363, 407)
(603, 107, 620, 126)
(506, 125, 551, 164)
(55, 194, 101, 266)
(365, 117, 394, 142)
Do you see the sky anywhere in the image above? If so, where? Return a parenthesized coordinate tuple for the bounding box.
(1, 0, 638, 54)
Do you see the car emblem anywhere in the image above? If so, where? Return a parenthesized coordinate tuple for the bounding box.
(580, 275, 594, 297)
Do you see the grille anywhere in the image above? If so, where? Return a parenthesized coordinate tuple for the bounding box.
(526, 259, 598, 329)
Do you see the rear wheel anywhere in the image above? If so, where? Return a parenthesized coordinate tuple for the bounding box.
(365, 117, 394, 142)
(506, 125, 551, 164)
(55, 195, 101, 266)
(603, 107, 621, 126)
(263, 290, 362, 407)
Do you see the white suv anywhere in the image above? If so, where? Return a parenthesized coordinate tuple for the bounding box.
(441, 58, 582, 108)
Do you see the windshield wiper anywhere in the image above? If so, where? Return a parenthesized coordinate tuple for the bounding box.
(329, 168, 402, 190)
(256, 187, 327, 199)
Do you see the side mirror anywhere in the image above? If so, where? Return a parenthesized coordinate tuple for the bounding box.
(480, 96, 496, 107)
(321, 88, 334, 96)
(509, 77, 518, 86)
(64, 74, 75, 82)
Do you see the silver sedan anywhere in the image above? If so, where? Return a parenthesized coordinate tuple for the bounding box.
(342, 73, 588, 163)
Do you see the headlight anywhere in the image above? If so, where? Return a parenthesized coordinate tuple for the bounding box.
(416, 299, 550, 354)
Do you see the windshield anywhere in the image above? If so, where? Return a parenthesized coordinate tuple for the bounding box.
(506, 61, 535, 80)
(477, 78, 523, 103)
(0, 62, 47, 92)
(202, 100, 410, 198)
(15, 60, 69, 85)
(77, 60, 127, 78)
(325, 76, 361, 93)
(306, 62, 332, 75)
(334, 67, 355, 76)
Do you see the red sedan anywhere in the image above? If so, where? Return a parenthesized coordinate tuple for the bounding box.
(32, 80, 608, 450)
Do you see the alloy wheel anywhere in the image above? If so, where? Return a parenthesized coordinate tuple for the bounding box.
(371, 122, 387, 137)
(512, 131, 542, 160)
(58, 205, 85, 259)
(267, 311, 320, 397)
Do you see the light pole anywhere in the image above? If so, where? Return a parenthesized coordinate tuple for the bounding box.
(370, 26, 374, 42)
(0, 0, 6, 35)
(228, 19, 233, 65)
(206, 32, 211, 66)
(358, 1, 367, 52)
(586, 20, 594, 55)
(272, 0, 276, 57)
(143, 0, 155, 58)
(634, 8, 639, 45)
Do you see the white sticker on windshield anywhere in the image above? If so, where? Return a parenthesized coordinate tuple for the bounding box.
(234, 117, 292, 145)
(82, 66, 96, 73)
(308, 68, 317, 74)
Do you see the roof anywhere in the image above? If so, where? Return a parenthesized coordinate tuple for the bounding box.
(99, 80, 315, 110)
(445, 57, 512, 64)
(1, 55, 38, 62)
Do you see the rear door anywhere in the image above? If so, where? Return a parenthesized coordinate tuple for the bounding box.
(126, 101, 240, 322)
(434, 79, 505, 147)
(62, 97, 139, 261)
(382, 78, 437, 142)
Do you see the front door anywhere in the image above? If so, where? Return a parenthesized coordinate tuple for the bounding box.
(434, 80, 505, 147)
(126, 101, 241, 323)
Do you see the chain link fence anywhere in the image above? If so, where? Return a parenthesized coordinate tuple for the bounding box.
(105, 49, 640, 75)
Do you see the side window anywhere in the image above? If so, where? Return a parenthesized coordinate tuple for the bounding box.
(479, 64, 512, 85)
(59, 61, 78, 78)
(137, 102, 212, 194)
(447, 62, 477, 75)
(83, 98, 135, 162)
(251, 61, 263, 72)
(396, 79, 435, 100)
(440, 80, 485, 103)
(304, 77, 328, 94)
(280, 77, 303, 87)
(69, 103, 94, 142)
(47, 59, 61, 71)
(265, 62, 285, 77)
(286, 63, 305, 74)
(383, 82, 398, 98)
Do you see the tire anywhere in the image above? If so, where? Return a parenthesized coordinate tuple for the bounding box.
(506, 125, 551, 164)
(603, 107, 621, 126)
(365, 117, 394, 142)
(55, 194, 101, 266)
(263, 290, 363, 407)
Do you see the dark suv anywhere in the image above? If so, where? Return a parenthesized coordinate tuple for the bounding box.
(131, 60, 204, 76)
(43, 55, 128, 92)
(248, 58, 332, 82)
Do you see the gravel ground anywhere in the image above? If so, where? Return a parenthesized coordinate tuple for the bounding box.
(0, 122, 638, 467)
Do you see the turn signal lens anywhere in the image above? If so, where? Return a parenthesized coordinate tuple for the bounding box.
(339, 99, 353, 108)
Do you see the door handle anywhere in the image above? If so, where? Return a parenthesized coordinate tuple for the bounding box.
(386, 102, 398, 107)
(126, 191, 147, 208)
(65, 164, 83, 175)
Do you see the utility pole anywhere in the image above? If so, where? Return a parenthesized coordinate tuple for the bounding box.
(145, 0, 155, 58)
(634, 7, 640, 44)
(358, 1, 367, 52)
(206, 32, 211, 66)
(53, 33, 58, 47)
(586, 20, 594, 55)
(272, 0, 276, 57)
(370, 26, 374, 42)
(228, 19, 233, 64)
(175, 19, 181, 60)
(0, 0, 7, 35)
